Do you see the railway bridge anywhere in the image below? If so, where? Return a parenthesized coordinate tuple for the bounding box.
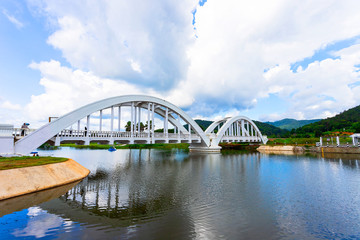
(2, 95, 267, 154)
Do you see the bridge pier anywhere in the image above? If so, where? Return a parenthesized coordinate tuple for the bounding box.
(189, 142, 221, 153)
(55, 137, 60, 146)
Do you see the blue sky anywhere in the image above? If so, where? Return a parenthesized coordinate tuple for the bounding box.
(1, 0, 360, 127)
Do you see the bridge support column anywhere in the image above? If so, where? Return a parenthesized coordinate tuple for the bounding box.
(55, 136, 61, 146)
(118, 105, 121, 131)
(188, 123, 191, 143)
(165, 108, 169, 143)
(131, 102, 134, 138)
(109, 138, 114, 145)
(147, 102, 151, 144)
(85, 138, 90, 145)
(151, 103, 155, 144)
(99, 110, 102, 131)
(189, 136, 221, 153)
(137, 107, 141, 133)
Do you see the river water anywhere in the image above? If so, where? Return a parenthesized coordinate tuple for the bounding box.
(0, 148, 360, 239)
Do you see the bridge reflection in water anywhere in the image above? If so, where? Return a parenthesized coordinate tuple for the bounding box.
(40, 149, 261, 228)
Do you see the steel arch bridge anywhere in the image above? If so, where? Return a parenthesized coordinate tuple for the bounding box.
(14, 95, 267, 154)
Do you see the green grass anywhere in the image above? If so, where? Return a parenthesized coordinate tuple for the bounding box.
(266, 138, 319, 146)
(0, 156, 68, 170)
(60, 143, 190, 150)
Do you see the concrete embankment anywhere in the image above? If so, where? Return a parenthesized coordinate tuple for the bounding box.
(257, 145, 304, 154)
(258, 145, 360, 155)
(310, 147, 360, 154)
(0, 159, 89, 200)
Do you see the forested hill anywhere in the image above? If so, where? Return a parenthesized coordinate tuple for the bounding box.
(253, 121, 289, 137)
(265, 118, 321, 130)
(294, 104, 360, 136)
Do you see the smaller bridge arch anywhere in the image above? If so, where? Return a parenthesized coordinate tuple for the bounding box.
(207, 116, 268, 148)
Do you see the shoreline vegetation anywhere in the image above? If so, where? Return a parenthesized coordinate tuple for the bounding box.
(0, 156, 68, 170)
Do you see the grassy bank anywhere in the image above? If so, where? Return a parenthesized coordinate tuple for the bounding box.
(60, 143, 190, 150)
(0, 156, 68, 170)
(266, 138, 319, 146)
(266, 137, 353, 146)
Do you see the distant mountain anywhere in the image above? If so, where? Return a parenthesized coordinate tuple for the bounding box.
(265, 118, 321, 130)
(295, 104, 360, 136)
(183, 120, 213, 131)
(194, 119, 213, 131)
(253, 121, 289, 138)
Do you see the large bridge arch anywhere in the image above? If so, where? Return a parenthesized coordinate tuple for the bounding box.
(15, 95, 210, 154)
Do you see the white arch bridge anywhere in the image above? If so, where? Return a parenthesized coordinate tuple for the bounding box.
(14, 95, 267, 154)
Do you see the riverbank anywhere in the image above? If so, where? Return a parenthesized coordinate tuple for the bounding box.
(0, 159, 89, 200)
(0, 156, 68, 170)
(258, 145, 360, 155)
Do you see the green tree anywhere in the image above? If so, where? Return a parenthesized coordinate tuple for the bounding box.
(352, 122, 360, 133)
(125, 121, 131, 132)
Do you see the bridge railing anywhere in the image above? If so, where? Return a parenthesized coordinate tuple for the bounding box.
(13, 128, 36, 137)
(57, 129, 201, 139)
(221, 135, 262, 142)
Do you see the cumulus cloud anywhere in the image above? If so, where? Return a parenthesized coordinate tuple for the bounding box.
(22, 0, 360, 125)
(25, 60, 196, 127)
(182, 0, 360, 119)
(0, 100, 21, 110)
(28, 0, 198, 90)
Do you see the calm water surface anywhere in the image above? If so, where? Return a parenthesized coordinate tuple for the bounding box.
(0, 148, 360, 239)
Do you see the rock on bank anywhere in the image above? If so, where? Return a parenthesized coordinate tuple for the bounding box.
(0, 159, 89, 200)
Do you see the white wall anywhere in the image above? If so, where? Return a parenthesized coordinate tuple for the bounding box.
(0, 137, 14, 155)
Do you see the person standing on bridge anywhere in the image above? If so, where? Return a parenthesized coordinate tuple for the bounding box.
(21, 123, 29, 136)
(84, 126, 87, 137)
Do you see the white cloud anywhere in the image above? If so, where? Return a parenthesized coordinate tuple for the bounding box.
(2, 9, 24, 29)
(25, 60, 197, 127)
(0, 100, 21, 110)
(30, 0, 198, 90)
(180, 0, 360, 119)
(0, 98, 23, 127)
(21, 0, 360, 125)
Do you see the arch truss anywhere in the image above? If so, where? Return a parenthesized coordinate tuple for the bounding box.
(205, 116, 268, 148)
(14, 95, 267, 154)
